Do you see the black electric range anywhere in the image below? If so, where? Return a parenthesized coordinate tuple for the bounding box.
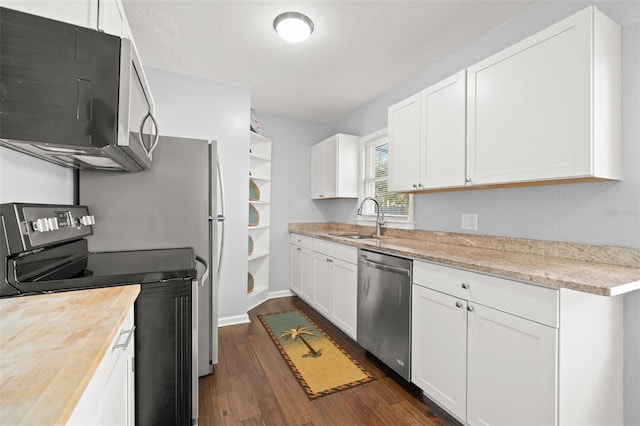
(0, 203, 196, 297)
(0, 202, 196, 425)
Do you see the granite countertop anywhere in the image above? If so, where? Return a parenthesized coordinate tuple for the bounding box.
(289, 223, 640, 297)
(0, 285, 140, 425)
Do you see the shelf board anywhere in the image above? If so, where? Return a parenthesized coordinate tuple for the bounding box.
(249, 175, 270, 182)
(249, 200, 270, 205)
(250, 153, 271, 162)
(250, 131, 271, 145)
(248, 224, 270, 231)
(248, 251, 269, 262)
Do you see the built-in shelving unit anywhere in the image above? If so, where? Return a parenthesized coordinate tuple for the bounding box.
(248, 131, 271, 309)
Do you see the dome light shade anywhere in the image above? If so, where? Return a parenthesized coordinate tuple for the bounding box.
(273, 12, 314, 43)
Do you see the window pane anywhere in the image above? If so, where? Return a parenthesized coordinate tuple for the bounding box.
(374, 143, 388, 178)
(373, 180, 409, 216)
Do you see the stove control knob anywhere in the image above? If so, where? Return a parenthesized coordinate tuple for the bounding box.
(79, 215, 95, 226)
(47, 217, 59, 231)
(33, 218, 50, 232)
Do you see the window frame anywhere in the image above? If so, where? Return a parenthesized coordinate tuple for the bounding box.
(357, 128, 415, 230)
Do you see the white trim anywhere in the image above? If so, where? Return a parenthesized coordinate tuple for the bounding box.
(358, 128, 415, 230)
(218, 314, 250, 327)
(269, 289, 295, 298)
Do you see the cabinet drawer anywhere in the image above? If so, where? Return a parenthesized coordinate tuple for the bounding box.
(414, 261, 558, 328)
(312, 238, 358, 264)
(290, 233, 313, 249)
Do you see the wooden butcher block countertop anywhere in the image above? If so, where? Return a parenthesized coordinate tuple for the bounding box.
(0, 285, 140, 425)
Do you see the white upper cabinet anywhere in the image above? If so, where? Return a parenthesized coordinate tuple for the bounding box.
(388, 93, 422, 192)
(466, 6, 621, 186)
(388, 6, 621, 192)
(2, 0, 98, 29)
(422, 70, 467, 189)
(388, 71, 467, 192)
(310, 134, 359, 199)
(2, 0, 132, 38)
(99, 0, 133, 38)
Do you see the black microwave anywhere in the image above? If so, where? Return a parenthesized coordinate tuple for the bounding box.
(0, 7, 158, 172)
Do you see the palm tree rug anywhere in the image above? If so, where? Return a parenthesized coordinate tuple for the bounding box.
(258, 309, 375, 399)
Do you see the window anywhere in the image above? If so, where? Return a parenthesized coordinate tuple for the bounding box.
(358, 129, 414, 229)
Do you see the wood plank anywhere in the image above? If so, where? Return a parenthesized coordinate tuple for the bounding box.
(198, 296, 459, 425)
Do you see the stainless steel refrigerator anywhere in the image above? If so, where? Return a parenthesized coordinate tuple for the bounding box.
(79, 136, 225, 420)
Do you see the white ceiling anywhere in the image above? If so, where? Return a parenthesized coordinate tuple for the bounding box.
(122, 1, 534, 124)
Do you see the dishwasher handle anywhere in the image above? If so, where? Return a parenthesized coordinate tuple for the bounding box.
(360, 257, 410, 276)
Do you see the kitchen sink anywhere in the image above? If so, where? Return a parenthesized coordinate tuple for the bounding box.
(329, 233, 377, 240)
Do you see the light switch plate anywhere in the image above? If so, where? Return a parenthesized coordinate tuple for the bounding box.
(461, 213, 478, 231)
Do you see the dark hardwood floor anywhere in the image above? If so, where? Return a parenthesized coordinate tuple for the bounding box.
(198, 296, 458, 425)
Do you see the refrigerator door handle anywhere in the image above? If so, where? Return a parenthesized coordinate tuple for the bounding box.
(195, 255, 209, 288)
(216, 155, 225, 279)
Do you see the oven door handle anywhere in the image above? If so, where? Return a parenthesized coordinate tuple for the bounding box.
(360, 258, 410, 276)
(196, 255, 209, 288)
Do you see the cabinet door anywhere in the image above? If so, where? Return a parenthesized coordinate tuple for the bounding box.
(331, 258, 357, 339)
(466, 9, 593, 185)
(2, 0, 97, 29)
(422, 71, 467, 189)
(323, 137, 338, 198)
(411, 286, 467, 421)
(290, 244, 302, 295)
(310, 143, 326, 199)
(99, 0, 131, 37)
(300, 248, 314, 303)
(92, 329, 135, 425)
(388, 93, 422, 192)
(312, 253, 333, 318)
(467, 303, 557, 426)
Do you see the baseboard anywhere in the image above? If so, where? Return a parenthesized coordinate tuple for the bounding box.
(269, 289, 295, 299)
(217, 289, 296, 327)
(218, 314, 250, 327)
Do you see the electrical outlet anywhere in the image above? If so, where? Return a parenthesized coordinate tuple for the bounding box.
(461, 213, 478, 231)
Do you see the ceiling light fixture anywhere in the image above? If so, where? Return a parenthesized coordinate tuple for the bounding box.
(273, 12, 314, 43)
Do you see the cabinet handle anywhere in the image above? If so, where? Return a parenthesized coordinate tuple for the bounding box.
(412, 184, 418, 188)
(418, 183, 423, 188)
(467, 306, 474, 312)
(326, 258, 333, 263)
(455, 301, 463, 308)
(461, 283, 469, 289)
(297, 247, 302, 251)
(113, 326, 136, 351)
(465, 177, 472, 184)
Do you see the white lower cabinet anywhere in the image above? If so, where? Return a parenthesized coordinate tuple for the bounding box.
(412, 261, 558, 425)
(290, 235, 314, 303)
(412, 285, 558, 425)
(68, 305, 135, 425)
(412, 260, 623, 426)
(466, 303, 557, 426)
(412, 286, 467, 420)
(313, 252, 334, 317)
(331, 258, 358, 338)
(289, 234, 358, 340)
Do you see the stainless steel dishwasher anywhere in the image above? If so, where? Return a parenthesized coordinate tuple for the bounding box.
(357, 249, 412, 381)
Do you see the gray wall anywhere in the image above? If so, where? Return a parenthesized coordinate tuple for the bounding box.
(144, 67, 252, 322)
(328, 3, 639, 423)
(0, 148, 74, 204)
(250, 111, 334, 294)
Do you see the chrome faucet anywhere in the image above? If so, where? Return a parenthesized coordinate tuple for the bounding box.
(357, 197, 385, 237)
